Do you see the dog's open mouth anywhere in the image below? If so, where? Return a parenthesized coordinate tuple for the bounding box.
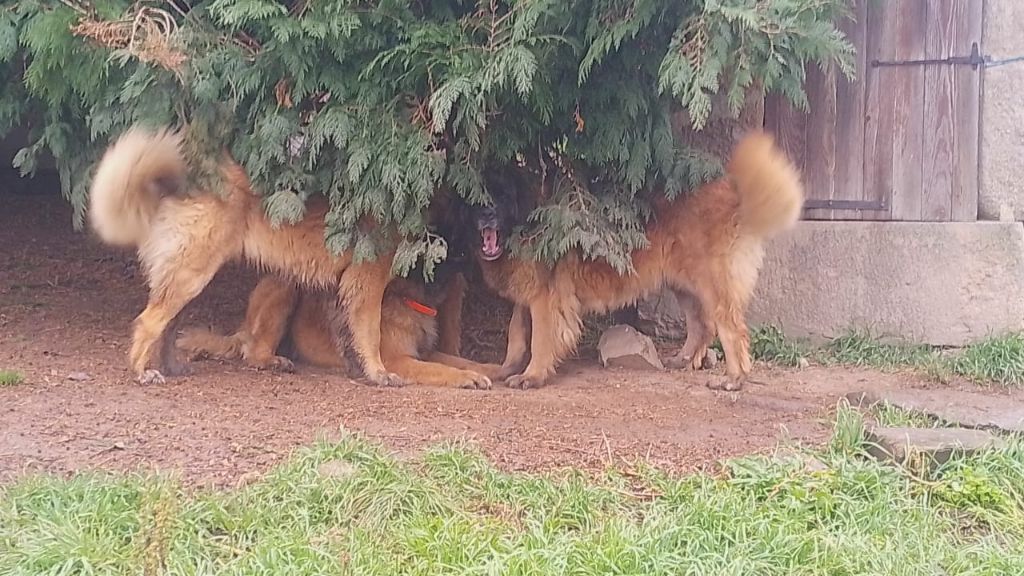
(480, 228, 502, 261)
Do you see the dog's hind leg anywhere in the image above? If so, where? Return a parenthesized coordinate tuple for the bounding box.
(436, 273, 466, 356)
(339, 259, 407, 387)
(237, 277, 298, 371)
(708, 296, 752, 392)
(158, 312, 190, 376)
(506, 293, 581, 390)
(387, 355, 492, 389)
(426, 351, 504, 381)
(495, 304, 531, 380)
(131, 269, 219, 385)
(666, 289, 715, 371)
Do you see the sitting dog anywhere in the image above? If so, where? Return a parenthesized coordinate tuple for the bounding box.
(177, 251, 501, 389)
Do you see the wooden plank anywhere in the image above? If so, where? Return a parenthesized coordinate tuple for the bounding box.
(764, 92, 812, 216)
(951, 0, 982, 221)
(832, 0, 871, 220)
(888, 0, 928, 221)
(801, 62, 838, 220)
(922, 0, 956, 221)
(862, 0, 896, 221)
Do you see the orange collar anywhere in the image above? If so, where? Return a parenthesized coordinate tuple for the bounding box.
(404, 298, 437, 317)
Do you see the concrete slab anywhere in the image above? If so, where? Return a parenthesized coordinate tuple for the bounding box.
(848, 389, 1024, 434)
(750, 221, 1024, 346)
(865, 427, 1005, 468)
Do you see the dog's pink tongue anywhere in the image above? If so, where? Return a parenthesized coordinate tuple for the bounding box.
(482, 229, 498, 253)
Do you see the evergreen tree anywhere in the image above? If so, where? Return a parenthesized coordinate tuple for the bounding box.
(1, 0, 854, 276)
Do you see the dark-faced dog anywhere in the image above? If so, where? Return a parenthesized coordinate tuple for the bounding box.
(468, 131, 804, 390)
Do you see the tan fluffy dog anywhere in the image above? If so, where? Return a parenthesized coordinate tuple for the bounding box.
(176, 272, 501, 388)
(89, 127, 430, 386)
(470, 131, 803, 390)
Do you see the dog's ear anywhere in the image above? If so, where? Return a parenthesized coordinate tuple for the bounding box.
(507, 186, 521, 223)
(451, 194, 472, 227)
(487, 168, 523, 223)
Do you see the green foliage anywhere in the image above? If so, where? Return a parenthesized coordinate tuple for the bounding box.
(2, 0, 854, 273)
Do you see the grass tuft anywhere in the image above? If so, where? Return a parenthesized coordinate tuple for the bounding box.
(0, 370, 24, 386)
(828, 402, 867, 455)
(950, 333, 1024, 386)
(749, 325, 809, 367)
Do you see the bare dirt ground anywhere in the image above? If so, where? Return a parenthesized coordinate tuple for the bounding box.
(3, 192, 1019, 488)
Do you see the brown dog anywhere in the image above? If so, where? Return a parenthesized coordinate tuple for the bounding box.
(90, 126, 413, 386)
(470, 131, 803, 390)
(176, 265, 502, 389)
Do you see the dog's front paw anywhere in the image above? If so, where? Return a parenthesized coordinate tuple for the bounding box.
(475, 363, 506, 381)
(137, 369, 166, 386)
(366, 371, 408, 388)
(706, 375, 744, 392)
(665, 349, 715, 371)
(266, 356, 295, 373)
(495, 364, 525, 382)
(505, 373, 547, 390)
(458, 371, 492, 390)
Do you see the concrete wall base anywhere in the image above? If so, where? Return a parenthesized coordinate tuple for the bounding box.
(750, 221, 1024, 347)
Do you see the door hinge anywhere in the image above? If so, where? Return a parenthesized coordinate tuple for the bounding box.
(803, 199, 888, 211)
(872, 42, 985, 70)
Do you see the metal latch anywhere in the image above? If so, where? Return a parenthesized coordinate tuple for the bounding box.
(871, 42, 985, 69)
(803, 199, 888, 212)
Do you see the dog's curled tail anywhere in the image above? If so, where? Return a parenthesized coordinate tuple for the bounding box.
(176, 328, 244, 362)
(89, 127, 186, 247)
(727, 130, 804, 239)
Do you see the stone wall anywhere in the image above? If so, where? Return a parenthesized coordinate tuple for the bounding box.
(979, 0, 1024, 221)
(750, 221, 1024, 346)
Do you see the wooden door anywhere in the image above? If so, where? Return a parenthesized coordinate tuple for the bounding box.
(764, 0, 983, 222)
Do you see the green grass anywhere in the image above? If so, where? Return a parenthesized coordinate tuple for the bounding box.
(748, 325, 809, 367)
(869, 402, 940, 429)
(748, 327, 1024, 387)
(949, 333, 1024, 386)
(3, 426, 1024, 575)
(0, 370, 24, 386)
(819, 330, 941, 370)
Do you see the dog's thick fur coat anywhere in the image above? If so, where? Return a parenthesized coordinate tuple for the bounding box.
(176, 273, 501, 388)
(474, 131, 803, 390)
(89, 127, 403, 386)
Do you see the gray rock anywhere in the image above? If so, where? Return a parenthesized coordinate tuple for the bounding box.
(847, 389, 1024, 434)
(598, 325, 665, 371)
(635, 289, 685, 340)
(865, 427, 1005, 468)
(703, 348, 720, 370)
(66, 372, 91, 382)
